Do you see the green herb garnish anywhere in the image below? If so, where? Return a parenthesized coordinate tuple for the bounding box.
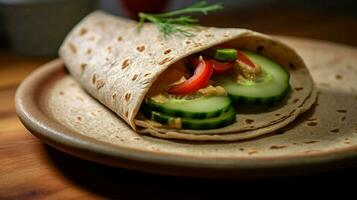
(137, 1, 223, 37)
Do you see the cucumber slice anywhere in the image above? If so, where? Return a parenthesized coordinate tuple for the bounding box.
(146, 96, 231, 119)
(148, 107, 236, 130)
(215, 51, 290, 104)
(214, 48, 237, 62)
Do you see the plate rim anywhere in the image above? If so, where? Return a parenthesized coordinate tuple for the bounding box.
(15, 38, 357, 178)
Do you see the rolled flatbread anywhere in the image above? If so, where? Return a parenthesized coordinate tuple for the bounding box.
(59, 11, 315, 141)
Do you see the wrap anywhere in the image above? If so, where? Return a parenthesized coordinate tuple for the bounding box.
(59, 11, 316, 141)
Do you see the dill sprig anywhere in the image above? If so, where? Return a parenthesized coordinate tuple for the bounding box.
(137, 1, 223, 37)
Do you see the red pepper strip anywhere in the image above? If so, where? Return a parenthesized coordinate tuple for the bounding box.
(191, 58, 233, 74)
(237, 50, 256, 68)
(168, 57, 213, 95)
(209, 59, 234, 74)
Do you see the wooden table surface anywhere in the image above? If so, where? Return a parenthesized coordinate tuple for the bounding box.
(1, 6, 357, 199)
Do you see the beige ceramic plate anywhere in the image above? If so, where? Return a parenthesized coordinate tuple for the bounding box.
(16, 37, 357, 178)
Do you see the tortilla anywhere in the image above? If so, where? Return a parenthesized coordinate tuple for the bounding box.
(59, 11, 316, 141)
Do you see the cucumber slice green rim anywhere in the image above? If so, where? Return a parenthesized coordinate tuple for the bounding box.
(213, 48, 237, 62)
(215, 51, 290, 104)
(148, 106, 236, 130)
(146, 96, 232, 119)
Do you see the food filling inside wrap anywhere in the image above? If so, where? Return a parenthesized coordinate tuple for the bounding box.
(140, 44, 290, 130)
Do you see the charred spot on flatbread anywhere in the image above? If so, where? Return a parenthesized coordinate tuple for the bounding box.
(164, 49, 171, 54)
(68, 42, 77, 54)
(79, 27, 88, 36)
(80, 63, 87, 72)
(132, 74, 138, 81)
(159, 57, 173, 65)
(136, 46, 145, 52)
(124, 92, 131, 102)
(122, 59, 130, 69)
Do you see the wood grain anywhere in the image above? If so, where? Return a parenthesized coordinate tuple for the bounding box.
(1, 7, 357, 198)
(0, 54, 99, 200)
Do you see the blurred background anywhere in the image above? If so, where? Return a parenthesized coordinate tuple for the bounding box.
(0, 0, 357, 56)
